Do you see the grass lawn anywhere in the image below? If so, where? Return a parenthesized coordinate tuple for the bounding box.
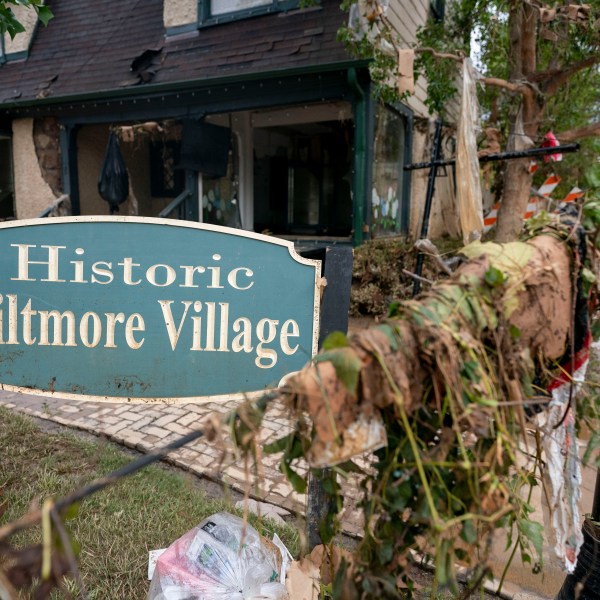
(0, 406, 300, 599)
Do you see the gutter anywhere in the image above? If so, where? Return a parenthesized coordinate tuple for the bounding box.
(0, 59, 371, 111)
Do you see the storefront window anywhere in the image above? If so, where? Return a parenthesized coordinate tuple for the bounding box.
(202, 135, 242, 228)
(253, 113, 353, 238)
(371, 105, 406, 236)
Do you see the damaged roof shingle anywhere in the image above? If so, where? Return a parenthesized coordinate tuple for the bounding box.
(0, 0, 352, 105)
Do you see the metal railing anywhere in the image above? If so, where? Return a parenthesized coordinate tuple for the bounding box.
(158, 189, 192, 220)
(37, 194, 71, 218)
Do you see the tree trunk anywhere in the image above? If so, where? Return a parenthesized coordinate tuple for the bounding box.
(494, 1, 540, 242)
(494, 157, 533, 242)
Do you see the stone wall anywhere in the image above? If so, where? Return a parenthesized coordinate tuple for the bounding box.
(12, 119, 56, 219)
(33, 117, 62, 196)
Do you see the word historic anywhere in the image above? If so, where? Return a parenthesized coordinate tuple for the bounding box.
(1, 244, 301, 369)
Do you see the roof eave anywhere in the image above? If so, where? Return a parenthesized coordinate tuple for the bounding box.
(0, 59, 371, 111)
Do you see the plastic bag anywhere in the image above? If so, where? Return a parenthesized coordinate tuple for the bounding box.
(455, 59, 484, 244)
(147, 513, 288, 600)
(98, 131, 129, 213)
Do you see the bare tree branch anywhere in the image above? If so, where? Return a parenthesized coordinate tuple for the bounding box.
(557, 122, 600, 142)
(479, 76, 534, 96)
(537, 55, 600, 96)
(415, 47, 464, 62)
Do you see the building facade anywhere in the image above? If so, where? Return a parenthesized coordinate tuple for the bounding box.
(0, 0, 455, 246)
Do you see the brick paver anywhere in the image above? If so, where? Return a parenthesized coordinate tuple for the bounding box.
(0, 389, 364, 535)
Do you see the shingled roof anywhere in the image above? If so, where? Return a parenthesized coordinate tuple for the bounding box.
(0, 0, 355, 106)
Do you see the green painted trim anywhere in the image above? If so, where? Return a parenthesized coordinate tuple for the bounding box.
(393, 101, 413, 233)
(60, 124, 81, 216)
(347, 67, 367, 247)
(5, 49, 28, 62)
(165, 23, 198, 37)
(0, 60, 369, 110)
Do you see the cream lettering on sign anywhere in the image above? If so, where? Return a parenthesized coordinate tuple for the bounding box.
(91, 262, 114, 284)
(125, 313, 145, 349)
(39, 309, 77, 347)
(70, 248, 88, 283)
(11, 244, 66, 282)
(80, 312, 102, 348)
(280, 319, 300, 355)
(20, 299, 37, 345)
(227, 267, 254, 290)
(159, 300, 193, 351)
(147, 264, 177, 287)
(232, 317, 253, 353)
(255, 318, 279, 368)
(104, 312, 126, 348)
(118, 257, 142, 285)
(8, 245, 257, 291)
(179, 265, 206, 288)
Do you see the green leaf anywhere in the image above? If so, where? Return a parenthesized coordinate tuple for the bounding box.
(264, 433, 294, 455)
(583, 430, 600, 466)
(321, 331, 349, 351)
(582, 267, 597, 285)
(61, 502, 80, 521)
(461, 360, 480, 383)
(376, 323, 399, 351)
(387, 301, 401, 318)
(484, 266, 506, 287)
(376, 540, 394, 564)
(35, 4, 53, 26)
(518, 518, 544, 560)
(280, 461, 306, 494)
(333, 557, 349, 600)
(460, 519, 477, 545)
(322, 476, 340, 495)
(314, 348, 362, 393)
(509, 324, 521, 340)
(333, 460, 365, 476)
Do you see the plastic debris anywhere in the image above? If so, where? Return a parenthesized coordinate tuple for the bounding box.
(147, 512, 288, 600)
(234, 500, 291, 526)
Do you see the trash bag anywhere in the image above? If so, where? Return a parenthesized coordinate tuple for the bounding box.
(455, 58, 484, 244)
(147, 513, 288, 600)
(98, 131, 129, 213)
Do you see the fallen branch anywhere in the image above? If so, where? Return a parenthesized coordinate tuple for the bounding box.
(274, 209, 595, 594)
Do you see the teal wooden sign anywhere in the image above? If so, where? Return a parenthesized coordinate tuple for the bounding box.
(0, 218, 321, 401)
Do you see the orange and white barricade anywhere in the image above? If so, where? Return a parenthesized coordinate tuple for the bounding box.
(483, 174, 562, 233)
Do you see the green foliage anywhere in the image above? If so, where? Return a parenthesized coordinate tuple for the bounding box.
(0, 0, 53, 38)
(252, 212, 600, 596)
(340, 0, 600, 200)
(315, 348, 362, 393)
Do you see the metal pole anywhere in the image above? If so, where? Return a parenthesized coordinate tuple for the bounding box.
(300, 246, 353, 550)
(404, 142, 580, 171)
(413, 118, 443, 297)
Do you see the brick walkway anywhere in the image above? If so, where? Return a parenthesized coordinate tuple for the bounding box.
(0, 389, 365, 537)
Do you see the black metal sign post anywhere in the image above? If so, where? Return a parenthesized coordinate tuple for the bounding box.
(300, 246, 353, 550)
